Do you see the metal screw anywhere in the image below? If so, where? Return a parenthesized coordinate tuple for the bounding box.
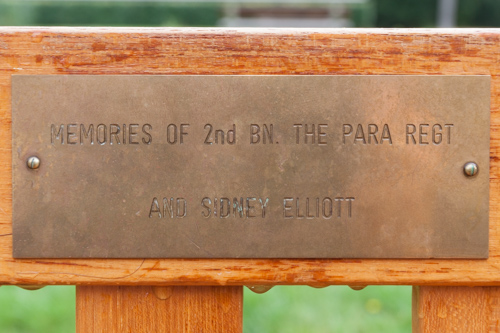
(464, 162, 478, 177)
(27, 156, 40, 169)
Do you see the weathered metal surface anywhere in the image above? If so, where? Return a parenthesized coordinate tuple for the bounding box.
(11, 75, 490, 259)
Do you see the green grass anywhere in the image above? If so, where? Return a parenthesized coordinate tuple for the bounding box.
(0, 285, 411, 332)
(0, 286, 75, 333)
(244, 286, 412, 333)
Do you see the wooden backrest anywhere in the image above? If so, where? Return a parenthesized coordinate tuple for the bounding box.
(0, 28, 498, 286)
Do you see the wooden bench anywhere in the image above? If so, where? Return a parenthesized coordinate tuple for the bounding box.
(1, 27, 499, 332)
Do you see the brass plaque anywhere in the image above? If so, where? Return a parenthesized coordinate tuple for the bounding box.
(12, 75, 490, 259)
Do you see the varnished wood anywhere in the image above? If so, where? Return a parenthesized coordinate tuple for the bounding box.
(412, 286, 500, 332)
(76, 286, 242, 333)
(1, 28, 500, 285)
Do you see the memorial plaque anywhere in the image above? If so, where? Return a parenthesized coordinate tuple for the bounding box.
(12, 75, 490, 259)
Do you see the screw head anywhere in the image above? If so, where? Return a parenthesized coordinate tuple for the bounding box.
(464, 162, 478, 177)
(27, 156, 40, 169)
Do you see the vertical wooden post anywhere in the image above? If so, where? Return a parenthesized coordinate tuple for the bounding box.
(412, 286, 500, 332)
(76, 286, 243, 333)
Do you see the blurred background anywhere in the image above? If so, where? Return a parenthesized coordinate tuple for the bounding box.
(1, 0, 499, 332)
(1, 0, 500, 27)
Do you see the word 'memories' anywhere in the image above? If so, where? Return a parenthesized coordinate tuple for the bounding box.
(51, 123, 153, 145)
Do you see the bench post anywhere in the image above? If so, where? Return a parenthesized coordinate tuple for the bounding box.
(76, 286, 243, 332)
(412, 286, 500, 332)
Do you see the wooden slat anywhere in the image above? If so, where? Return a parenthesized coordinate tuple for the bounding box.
(1, 28, 500, 286)
(412, 286, 500, 332)
(76, 286, 243, 332)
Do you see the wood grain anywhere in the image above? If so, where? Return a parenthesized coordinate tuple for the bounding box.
(412, 286, 500, 332)
(1, 28, 500, 285)
(76, 286, 242, 332)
